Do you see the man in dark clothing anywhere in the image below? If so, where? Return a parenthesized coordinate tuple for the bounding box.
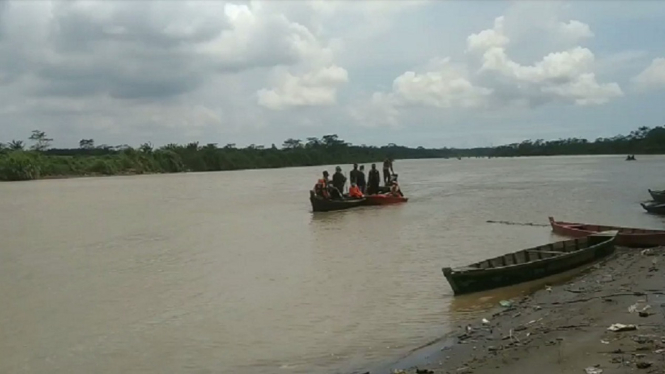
(367, 163, 381, 195)
(383, 158, 394, 186)
(349, 163, 360, 186)
(357, 165, 367, 193)
(332, 166, 347, 196)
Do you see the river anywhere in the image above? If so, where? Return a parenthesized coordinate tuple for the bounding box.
(1, 155, 664, 374)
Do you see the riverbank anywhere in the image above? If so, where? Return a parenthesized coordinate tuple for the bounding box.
(368, 247, 665, 374)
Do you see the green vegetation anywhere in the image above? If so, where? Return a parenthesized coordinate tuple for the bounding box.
(491, 126, 665, 157)
(1, 126, 664, 181)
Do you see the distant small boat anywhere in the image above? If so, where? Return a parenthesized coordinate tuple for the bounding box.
(309, 191, 365, 212)
(442, 231, 617, 295)
(648, 189, 665, 203)
(549, 216, 665, 247)
(641, 201, 665, 215)
(626, 155, 636, 161)
(364, 194, 408, 205)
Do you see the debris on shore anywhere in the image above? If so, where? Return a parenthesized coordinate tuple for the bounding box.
(384, 247, 665, 374)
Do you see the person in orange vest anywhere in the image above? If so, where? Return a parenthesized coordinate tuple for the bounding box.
(348, 183, 364, 198)
(313, 171, 331, 198)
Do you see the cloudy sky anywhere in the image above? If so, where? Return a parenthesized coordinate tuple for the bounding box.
(1, 1, 664, 149)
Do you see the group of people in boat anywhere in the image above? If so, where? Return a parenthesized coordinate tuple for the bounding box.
(313, 158, 403, 200)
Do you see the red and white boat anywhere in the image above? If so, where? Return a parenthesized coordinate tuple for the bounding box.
(549, 216, 665, 248)
(364, 193, 408, 206)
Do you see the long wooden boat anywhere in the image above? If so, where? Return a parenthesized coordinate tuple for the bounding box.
(309, 190, 366, 212)
(641, 201, 665, 215)
(648, 189, 665, 203)
(549, 216, 665, 247)
(442, 231, 617, 295)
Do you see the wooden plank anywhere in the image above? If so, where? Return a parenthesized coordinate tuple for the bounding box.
(526, 249, 566, 255)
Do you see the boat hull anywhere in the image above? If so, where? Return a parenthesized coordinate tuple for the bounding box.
(364, 194, 408, 206)
(648, 189, 665, 203)
(641, 202, 665, 215)
(442, 233, 616, 295)
(549, 216, 665, 247)
(309, 191, 366, 212)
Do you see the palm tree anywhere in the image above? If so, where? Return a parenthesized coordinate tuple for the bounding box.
(9, 140, 24, 150)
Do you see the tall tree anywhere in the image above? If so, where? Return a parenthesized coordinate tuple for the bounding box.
(282, 138, 303, 149)
(139, 142, 153, 153)
(29, 130, 53, 151)
(79, 139, 95, 149)
(321, 134, 345, 147)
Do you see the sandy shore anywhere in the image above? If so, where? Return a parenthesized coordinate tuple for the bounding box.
(364, 247, 665, 374)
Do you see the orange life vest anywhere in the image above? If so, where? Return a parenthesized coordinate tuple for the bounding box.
(349, 185, 363, 198)
(315, 179, 329, 198)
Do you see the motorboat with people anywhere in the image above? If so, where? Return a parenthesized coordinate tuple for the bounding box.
(310, 169, 365, 212)
(364, 174, 408, 205)
(309, 190, 365, 212)
(308, 163, 408, 212)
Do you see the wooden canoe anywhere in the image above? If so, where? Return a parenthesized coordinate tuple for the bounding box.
(648, 189, 665, 203)
(442, 231, 617, 295)
(309, 190, 366, 212)
(549, 216, 665, 247)
(641, 201, 665, 215)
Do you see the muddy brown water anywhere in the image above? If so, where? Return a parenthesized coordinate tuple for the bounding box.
(1, 155, 664, 374)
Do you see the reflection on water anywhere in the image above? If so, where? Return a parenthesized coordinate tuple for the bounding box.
(1, 156, 664, 374)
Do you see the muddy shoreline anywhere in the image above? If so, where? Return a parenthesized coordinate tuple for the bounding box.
(359, 247, 665, 374)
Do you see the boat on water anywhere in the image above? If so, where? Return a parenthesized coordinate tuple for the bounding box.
(641, 201, 665, 215)
(549, 216, 665, 247)
(309, 190, 365, 212)
(442, 231, 618, 295)
(648, 189, 665, 203)
(626, 155, 636, 161)
(364, 194, 408, 206)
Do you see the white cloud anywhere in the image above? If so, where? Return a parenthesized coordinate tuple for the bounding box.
(257, 65, 348, 110)
(481, 47, 595, 84)
(0, 0, 355, 144)
(367, 13, 622, 125)
(391, 58, 492, 109)
(466, 16, 509, 53)
(541, 73, 622, 105)
(557, 20, 594, 42)
(632, 57, 665, 90)
(0, 0, 658, 147)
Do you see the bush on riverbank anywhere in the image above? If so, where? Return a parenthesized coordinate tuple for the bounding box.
(2, 125, 665, 181)
(0, 152, 42, 181)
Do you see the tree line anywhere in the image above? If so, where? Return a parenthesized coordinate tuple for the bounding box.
(1, 126, 664, 181)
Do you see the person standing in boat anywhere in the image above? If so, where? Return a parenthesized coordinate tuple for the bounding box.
(367, 163, 381, 195)
(349, 163, 360, 186)
(357, 165, 367, 194)
(332, 166, 347, 196)
(382, 157, 394, 186)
